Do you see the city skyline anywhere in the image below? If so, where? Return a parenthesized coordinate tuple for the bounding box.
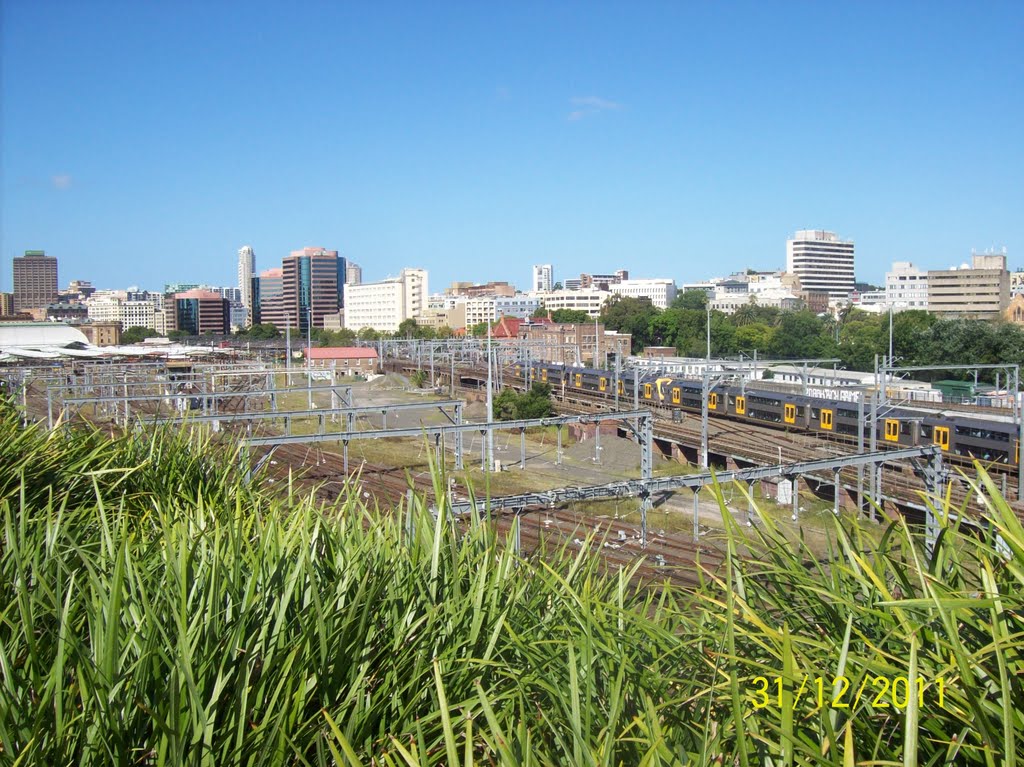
(2, 3, 1021, 292)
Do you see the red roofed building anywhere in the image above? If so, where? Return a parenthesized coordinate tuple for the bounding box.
(492, 315, 552, 339)
(306, 346, 379, 375)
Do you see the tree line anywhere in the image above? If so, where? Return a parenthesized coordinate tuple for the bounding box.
(599, 292, 1024, 381)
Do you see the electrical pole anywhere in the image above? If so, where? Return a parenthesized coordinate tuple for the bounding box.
(706, 305, 711, 361)
(486, 322, 494, 471)
(307, 306, 313, 410)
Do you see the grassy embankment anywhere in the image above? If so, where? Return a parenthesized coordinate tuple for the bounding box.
(1, 401, 1022, 765)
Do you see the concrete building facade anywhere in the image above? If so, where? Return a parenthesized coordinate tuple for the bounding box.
(343, 268, 429, 333)
(885, 261, 929, 311)
(927, 254, 1010, 320)
(13, 250, 59, 311)
(610, 278, 677, 309)
(237, 245, 255, 324)
(538, 288, 609, 318)
(785, 230, 855, 300)
(532, 264, 553, 292)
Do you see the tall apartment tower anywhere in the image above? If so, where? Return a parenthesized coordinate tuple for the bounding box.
(281, 247, 345, 332)
(237, 245, 255, 322)
(346, 261, 362, 286)
(532, 264, 553, 292)
(785, 230, 855, 300)
(13, 250, 59, 311)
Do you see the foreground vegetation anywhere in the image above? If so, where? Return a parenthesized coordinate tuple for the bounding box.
(1, 404, 1022, 765)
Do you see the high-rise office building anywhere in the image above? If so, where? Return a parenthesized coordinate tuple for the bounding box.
(785, 230, 855, 300)
(532, 264, 553, 293)
(237, 246, 255, 323)
(164, 290, 230, 335)
(281, 247, 345, 332)
(346, 261, 362, 286)
(253, 268, 284, 327)
(13, 250, 59, 311)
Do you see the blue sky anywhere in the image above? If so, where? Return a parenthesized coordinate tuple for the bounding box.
(2, 1, 1021, 294)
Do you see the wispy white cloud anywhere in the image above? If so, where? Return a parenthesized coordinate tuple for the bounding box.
(567, 96, 622, 121)
(52, 174, 73, 190)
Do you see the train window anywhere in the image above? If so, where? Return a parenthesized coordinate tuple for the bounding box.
(575, 373, 582, 387)
(618, 380, 625, 395)
(919, 424, 932, 439)
(784, 404, 796, 424)
(709, 392, 718, 410)
(644, 383, 653, 399)
(599, 376, 607, 392)
(884, 419, 899, 442)
(934, 426, 950, 451)
(821, 409, 833, 430)
(672, 387, 681, 404)
(735, 395, 746, 415)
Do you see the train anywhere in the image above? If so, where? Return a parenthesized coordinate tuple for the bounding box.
(508, 362, 1021, 467)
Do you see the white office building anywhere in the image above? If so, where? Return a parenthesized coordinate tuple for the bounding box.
(121, 300, 157, 330)
(532, 264, 553, 292)
(495, 293, 542, 318)
(85, 294, 123, 323)
(884, 262, 929, 310)
(344, 268, 429, 333)
(539, 288, 609, 318)
(786, 230, 855, 300)
(237, 245, 255, 324)
(610, 278, 677, 309)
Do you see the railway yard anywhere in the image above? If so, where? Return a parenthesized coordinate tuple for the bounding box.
(5, 355, 1022, 585)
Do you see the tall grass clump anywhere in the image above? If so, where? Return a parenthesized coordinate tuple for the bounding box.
(1, 401, 1022, 765)
(681, 472, 1024, 765)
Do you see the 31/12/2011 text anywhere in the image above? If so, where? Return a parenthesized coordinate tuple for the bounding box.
(749, 675, 947, 711)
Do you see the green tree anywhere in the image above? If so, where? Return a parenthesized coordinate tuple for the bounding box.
(492, 383, 553, 420)
(121, 326, 159, 344)
(246, 323, 280, 340)
(600, 296, 660, 351)
(768, 311, 836, 359)
(550, 309, 592, 324)
(397, 318, 420, 338)
(312, 327, 357, 347)
(531, 306, 550, 319)
(357, 327, 381, 342)
(732, 303, 781, 328)
(671, 290, 709, 311)
(890, 310, 936, 365)
(734, 323, 775, 353)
